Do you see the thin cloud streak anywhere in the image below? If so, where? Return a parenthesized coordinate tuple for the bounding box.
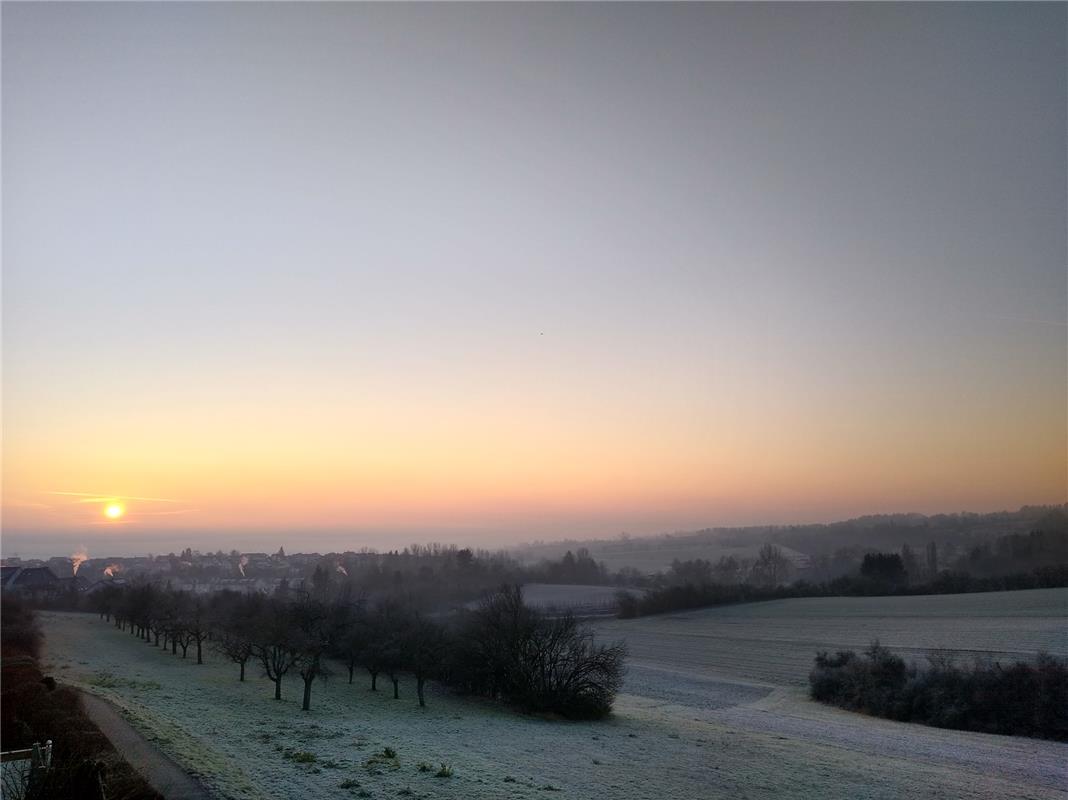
(46, 491, 182, 503)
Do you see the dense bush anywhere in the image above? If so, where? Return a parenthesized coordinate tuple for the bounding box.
(809, 642, 1068, 740)
(859, 553, 907, 585)
(1, 598, 43, 660)
(445, 586, 627, 719)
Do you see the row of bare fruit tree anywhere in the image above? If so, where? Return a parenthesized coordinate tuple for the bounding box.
(89, 583, 626, 718)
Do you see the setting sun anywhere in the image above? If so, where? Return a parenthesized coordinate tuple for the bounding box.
(104, 503, 125, 520)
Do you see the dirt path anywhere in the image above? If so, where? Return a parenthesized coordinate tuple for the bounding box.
(80, 691, 212, 800)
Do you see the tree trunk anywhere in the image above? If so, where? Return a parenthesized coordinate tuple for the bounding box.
(197, 640, 203, 664)
(274, 676, 283, 700)
(417, 677, 426, 707)
(348, 665, 354, 684)
(392, 678, 399, 700)
(180, 644, 188, 658)
(154, 632, 160, 646)
(302, 677, 313, 711)
(172, 638, 178, 655)
(239, 661, 245, 682)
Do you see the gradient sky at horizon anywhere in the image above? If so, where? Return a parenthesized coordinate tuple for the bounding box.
(3, 3, 1066, 558)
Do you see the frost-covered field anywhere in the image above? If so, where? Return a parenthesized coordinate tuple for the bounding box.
(40, 589, 1068, 800)
(596, 587, 1068, 687)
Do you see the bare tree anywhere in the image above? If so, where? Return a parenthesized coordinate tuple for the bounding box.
(341, 628, 363, 685)
(185, 596, 211, 665)
(404, 613, 448, 707)
(358, 609, 396, 692)
(212, 593, 257, 681)
(251, 601, 300, 700)
(752, 544, 791, 587)
(712, 555, 742, 585)
(360, 634, 385, 691)
(380, 625, 406, 699)
(292, 600, 336, 711)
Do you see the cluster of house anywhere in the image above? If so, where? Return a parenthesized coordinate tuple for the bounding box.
(0, 562, 287, 600)
(0, 547, 331, 600)
(0, 565, 90, 599)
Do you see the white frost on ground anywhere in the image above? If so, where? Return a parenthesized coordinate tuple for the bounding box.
(596, 587, 1068, 687)
(39, 587, 1068, 800)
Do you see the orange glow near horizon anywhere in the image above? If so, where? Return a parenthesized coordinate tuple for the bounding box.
(2, 370, 1065, 539)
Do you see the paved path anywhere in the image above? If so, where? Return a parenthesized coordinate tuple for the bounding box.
(80, 692, 211, 800)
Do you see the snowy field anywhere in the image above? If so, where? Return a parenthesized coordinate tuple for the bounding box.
(40, 588, 1068, 800)
(595, 587, 1068, 687)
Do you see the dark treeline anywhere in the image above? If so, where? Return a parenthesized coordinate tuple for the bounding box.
(809, 642, 1068, 740)
(620, 562, 1068, 618)
(954, 528, 1068, 577)
(689, 506, 1066, 560)
(0, 597, 161, 800)
(619, 525, 1068, 618)
(510, 506, 1068, 585)
(87, 582, 626, 720)
(305, 544, 527, 606)
(314, 544, 641, 595)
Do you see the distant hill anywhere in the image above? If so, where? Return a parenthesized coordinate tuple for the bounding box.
(512, 505, 1068, 573)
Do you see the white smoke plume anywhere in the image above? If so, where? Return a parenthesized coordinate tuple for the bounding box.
(70, 546, 89, 576)
(103, 563, 122, 578)
(238, 555, 249, 577)
(336, 564, 348, 577)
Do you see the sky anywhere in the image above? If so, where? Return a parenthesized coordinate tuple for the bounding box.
(3, 3, 1066, 558)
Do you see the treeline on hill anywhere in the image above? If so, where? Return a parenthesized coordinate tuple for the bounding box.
(618, 526, 1068, 617)
(88, 582, 626, 719)
(809, 642, 1068, 740)
(515, 505, 1066, 573)
(0, 597, 162, 800)
(296, 545, 528, 606)
(694, 506, 1067, 561)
